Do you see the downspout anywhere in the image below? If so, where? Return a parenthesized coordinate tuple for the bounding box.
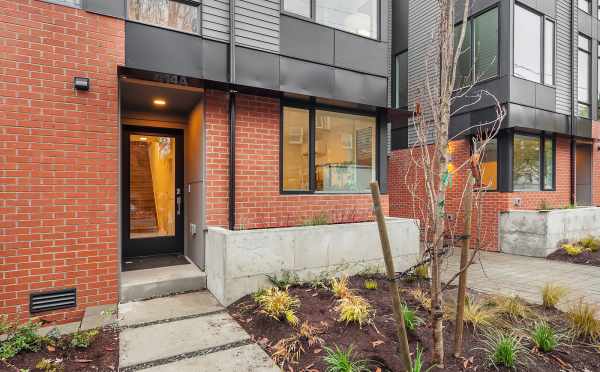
(570, 1, 576, 205)
(228, 0, 237, 230)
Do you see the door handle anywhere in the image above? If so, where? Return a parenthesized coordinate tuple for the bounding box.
(176, 196, 182, 216)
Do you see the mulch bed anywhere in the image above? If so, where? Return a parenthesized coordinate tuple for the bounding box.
(228, 276, 600, 372)
(1, 326, 119, 372)
(547, 248, 600, 267)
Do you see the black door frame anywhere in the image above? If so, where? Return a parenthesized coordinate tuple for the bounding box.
(122, 125, 185, 258)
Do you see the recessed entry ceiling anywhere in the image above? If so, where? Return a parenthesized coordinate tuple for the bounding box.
(120, 79, 203, 117)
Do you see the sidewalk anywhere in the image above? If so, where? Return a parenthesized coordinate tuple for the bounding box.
(118, 291, 280, 372)
(441, 249, 600, 310)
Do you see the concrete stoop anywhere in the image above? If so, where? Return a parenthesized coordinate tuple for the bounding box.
(120, 264, 207, 302)
(118, 291, 280, 372)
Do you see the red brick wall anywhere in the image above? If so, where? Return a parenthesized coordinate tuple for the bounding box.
(0, 0, 124, 323)
(204, 91, 388, 230)
(388, 136, 573, 251)
(593, 123, 600, 206)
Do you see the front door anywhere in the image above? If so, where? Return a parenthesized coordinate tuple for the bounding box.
(576, 143, 593, 206)
(122, 126, 184, 258)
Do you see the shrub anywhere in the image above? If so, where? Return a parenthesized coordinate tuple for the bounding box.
(494, 295, 534, 321)
(35, 358, 64, 372)
(363, 279, 378, 290)
(331, 275, 352, 299)
(579, 236, 600, 252)
(463, 297, 497, 331)
(531, 322, 558, 353)
(567, 300, 600, 341)
(303, 212, 329, 226)
(254, 287, 300, 326)
(400, 303, 423, 331)
(272, 321, 324, 366)
(541, 283, 568, 309)
(481, 330, 526, 369)
(323, 345, 370, 372)
(414, 264, 429, 280)
(70, 329, 99, 349)
(266, 271, 300, 289)
(0, 321, 42, 360)
(335, 295, 372, 326)
(409, 288, 431, 311)
(562, 244, 584, 256)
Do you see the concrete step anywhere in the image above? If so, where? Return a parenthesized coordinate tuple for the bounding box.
(120, 264, 206, 302)
(119, 312, 250, 369)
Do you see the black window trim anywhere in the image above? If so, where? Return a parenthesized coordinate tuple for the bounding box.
(453, 4, 501, 90)
(512, 2, 557, 87)
(511, 131, 556, 192)
(125, 0, 202, 37)
(393, 50, 408, 109)
(281, 0, 381, 42)
(280, 100, 380, 195)
(578, 33, 592, 119)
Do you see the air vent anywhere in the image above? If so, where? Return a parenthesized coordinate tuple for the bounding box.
(30, 288, 76, 314)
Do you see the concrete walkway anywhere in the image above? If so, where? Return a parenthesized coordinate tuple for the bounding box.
(118, 291, 280, 372)
(442, 249, 600, 310)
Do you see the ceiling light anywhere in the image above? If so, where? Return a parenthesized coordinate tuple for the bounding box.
(139, 137, 147, 141)
(153, 99, 166, 106)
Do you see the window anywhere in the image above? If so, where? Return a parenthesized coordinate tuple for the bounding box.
(453, 7, 498, 88)
(578, 35, 591, 118)
(512, 134, 555, 191)
(43, 0, 80, 6)
(127, 0, 199, 34)
(282, 107, 310, 191)
(283, 0, 311, 18)
(579, 0, 591, 13)
(284, 0, 379, 39)
(394, 51, 408, 109)
(544, 19, 555, 85)
(281, 105, 377, 193)
(475, 138, 498, 191)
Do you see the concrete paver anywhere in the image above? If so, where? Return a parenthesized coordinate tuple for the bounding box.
(442, 249, 600, 310)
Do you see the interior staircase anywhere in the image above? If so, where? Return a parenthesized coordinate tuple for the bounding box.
(130, 141, 158, 235)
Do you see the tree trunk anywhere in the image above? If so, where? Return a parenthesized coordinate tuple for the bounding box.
(453, 170, 474, 357)
(370, 182, 412, 372)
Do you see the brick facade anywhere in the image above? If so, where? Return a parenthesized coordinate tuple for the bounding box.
(389, 136, 575, 251)
(204, 91, 388, 230)
(0, 0, 124, 323)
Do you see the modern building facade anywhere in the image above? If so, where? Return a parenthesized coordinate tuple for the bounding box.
(1, 0, 395, 323)
(390, 0, 600, 250)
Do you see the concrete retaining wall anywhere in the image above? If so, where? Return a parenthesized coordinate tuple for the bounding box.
(205, 218, 420, 306)
(499, 207, 600, 257)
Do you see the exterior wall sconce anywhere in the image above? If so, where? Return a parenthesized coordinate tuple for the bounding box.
(74, 77, 90, 91)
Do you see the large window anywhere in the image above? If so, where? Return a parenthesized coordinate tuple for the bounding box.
(127, 0, 200, 34)
(284, 0, 379, 39)
(513, 134, 554, 191)
(514, 4, 554, 85)
(578, 34, 591, 118)
(394, 51, 408, 109)
(454, 7, 498, 88)
(282, 106, 377, 193)
(579, 0, 591, 13)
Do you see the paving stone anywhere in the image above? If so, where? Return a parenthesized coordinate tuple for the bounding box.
(139, 344, 281, 372)
(119, 291, 223, 327)
(119, 312, 249, 368)
(80, 304, 117, 331)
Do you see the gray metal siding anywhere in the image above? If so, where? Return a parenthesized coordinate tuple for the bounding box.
(203, 0, 230, 42)
(235, 0, 280, 53)
(555, 0, 572, 116)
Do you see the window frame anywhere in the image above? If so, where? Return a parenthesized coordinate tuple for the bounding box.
(577, 34, 592, 118)
(579, 0, 592, 14)
(394, 50, 408, 109)
(281, 0, 381, 41)
(453, 5, 500, 89)
(512, 3, 556, 87)
(280, 100, 380, 195)
(41, 0, 81, 7)
(511, 132, 556, 192)
(125, 0, 202, 36)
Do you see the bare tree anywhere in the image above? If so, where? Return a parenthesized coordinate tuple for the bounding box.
(400, 0, 506, 367)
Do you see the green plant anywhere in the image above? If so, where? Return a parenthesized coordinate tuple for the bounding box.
(70, 329, 99, 349)
(481, 330, 526, 369)
(335, 295, 372, 326)
(531, 322, 558, 352)
(363, 279, 378, 290)
(0, 321, 42, 360)
(410, 344, 435, 372)
(302, 212, 330, 226)
(541, 283, 568, 309)
(462, 297, 497, 331)
(323, 345, 370, 372)
(400, 303, 423, 331)
(414, 264, 429, 280)
(330, 275, 352, 299)
(266, 270, 300, 289)
(254, 287, 300, 326)
(562, 244, 585, 256)
(567, 300, 600, 341)
(35, 358, 64, 372)
(579, 236, 600, 252)
(494, 295, 534, 321)
(409, 288, 431, 311)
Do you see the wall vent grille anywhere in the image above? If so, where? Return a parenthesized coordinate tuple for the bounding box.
(30, 289, 76, 314)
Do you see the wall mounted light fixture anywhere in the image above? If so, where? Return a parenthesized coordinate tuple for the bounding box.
(74, 77, 90, 91)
